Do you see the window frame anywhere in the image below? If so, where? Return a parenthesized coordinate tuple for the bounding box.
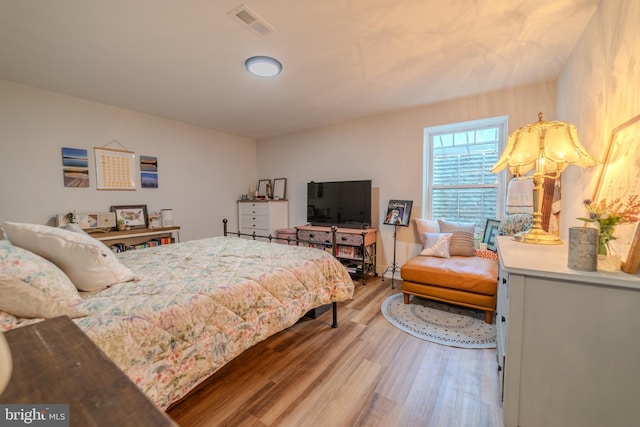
(423, 116, 508, 230)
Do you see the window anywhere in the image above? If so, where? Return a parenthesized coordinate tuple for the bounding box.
(423, 116, 507, 235)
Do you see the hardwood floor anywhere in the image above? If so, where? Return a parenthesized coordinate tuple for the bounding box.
(167, 278, 504, 427)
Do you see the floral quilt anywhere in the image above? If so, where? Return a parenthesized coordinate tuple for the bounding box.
(4, 237, 354, 410)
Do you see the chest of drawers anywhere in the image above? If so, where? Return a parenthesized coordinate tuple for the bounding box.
(238, 200, 288, 240)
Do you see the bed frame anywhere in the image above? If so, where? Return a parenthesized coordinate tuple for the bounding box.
(222, 219, 342, 328)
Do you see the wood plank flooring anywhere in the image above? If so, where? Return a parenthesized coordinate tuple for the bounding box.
(167, 278, 504, 427)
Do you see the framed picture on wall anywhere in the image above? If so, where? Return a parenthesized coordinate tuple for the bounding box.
(95, 147, 136, 190)
(592, 113, 640, 273)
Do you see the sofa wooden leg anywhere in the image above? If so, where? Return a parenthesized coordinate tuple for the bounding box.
(403, 293, 410, 304)
(484, 311, 493, 324)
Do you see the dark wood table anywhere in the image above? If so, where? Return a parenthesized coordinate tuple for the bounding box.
(0, 316, 177, 426)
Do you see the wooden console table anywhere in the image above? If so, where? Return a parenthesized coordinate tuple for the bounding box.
(90, 226, 180, 251)
(296, 225, 377, 284)
(0, 316, 177, 426)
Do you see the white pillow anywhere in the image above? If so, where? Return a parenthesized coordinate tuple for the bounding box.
(2, 222, 134, 292)
(414, 218, 440, 244)
(419, 232, 452, 258)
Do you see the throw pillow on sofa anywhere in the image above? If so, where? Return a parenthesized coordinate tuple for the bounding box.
(420, 232, 452, 258)
(437, 219, 476, 256)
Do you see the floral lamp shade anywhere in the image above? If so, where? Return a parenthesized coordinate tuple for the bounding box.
(492, 113, 597, 176)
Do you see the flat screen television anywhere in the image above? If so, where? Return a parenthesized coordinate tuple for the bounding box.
(307, 180, 372, 228)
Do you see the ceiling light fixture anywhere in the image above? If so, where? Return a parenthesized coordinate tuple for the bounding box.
(245, 56, 282, 78)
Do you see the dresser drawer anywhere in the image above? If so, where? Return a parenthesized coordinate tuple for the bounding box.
(239, 202, 269, 216)
(297, 229, 333, 244)
(336, 232, 364, 246)
(239, 214, 269, 230)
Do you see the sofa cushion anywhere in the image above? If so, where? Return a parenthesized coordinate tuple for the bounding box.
(437, 219, 476, 256)
(420, 232, 452, 258)
(400, 255, 498, 296)
(414, 218, 440, 244)
(402, 280, 496, 311)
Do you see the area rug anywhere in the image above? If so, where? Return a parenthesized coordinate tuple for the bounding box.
(381, 294, 496, 349)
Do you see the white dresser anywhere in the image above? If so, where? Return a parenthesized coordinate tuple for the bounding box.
(238, 200, 288, 239)
(497, 236, 640, 427)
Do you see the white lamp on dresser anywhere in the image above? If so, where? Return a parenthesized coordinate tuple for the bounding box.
(491, 112, 597, 244)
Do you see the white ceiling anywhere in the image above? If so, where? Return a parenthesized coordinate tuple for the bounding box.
(0, 0, 600, 139)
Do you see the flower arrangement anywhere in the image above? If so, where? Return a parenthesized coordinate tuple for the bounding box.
(578, 195, 640, 255)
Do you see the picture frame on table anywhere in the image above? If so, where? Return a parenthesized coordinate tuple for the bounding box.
(110, 205, 148, 229)
(482, 219, 501, 252)
(592, 113, 640, 274)
(272, 178, 287, 200)
(257, 179, 271, 198)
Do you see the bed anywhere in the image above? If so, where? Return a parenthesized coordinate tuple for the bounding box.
(0, 222, 354, 410)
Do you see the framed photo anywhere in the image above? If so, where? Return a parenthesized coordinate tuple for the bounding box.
(482, 219, 501, 252)
(257, 179, 271, 197)
(110, 205, 148, 229)
(383, 200, 413, 227)
(273, 178, 287, 199)
(61, 147, 89, 188)
(592, 113, 640, 273)
(95, 147, 136, 190)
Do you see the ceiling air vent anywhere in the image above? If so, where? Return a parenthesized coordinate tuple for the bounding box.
(229, 4, 274, 37)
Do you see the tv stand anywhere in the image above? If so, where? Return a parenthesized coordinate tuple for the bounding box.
(296, 225, 377, 285)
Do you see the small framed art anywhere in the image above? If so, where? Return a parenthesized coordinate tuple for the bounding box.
(95, 147, 136, 190)
(257, 179, 271, 198)
(110, 205, 148, 229)
(592, 113, 640, 274)
(383, 200, 413, 227)
(273, 178, 287, 199)
(482, 219, 501, 252)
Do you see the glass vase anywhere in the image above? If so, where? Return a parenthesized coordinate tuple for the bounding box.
(597, 253, 621, 272)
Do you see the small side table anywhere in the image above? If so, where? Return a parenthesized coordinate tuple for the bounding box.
(0, 316, 176, 426)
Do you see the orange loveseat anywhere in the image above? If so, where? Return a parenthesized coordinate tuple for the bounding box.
(400, 253, 499, 324)
(400, 218, 499, 324)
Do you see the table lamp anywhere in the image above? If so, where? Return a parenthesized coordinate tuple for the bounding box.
(491, 112, 597, 244)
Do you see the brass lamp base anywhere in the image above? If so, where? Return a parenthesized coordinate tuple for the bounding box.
(513, 227, 562, 245)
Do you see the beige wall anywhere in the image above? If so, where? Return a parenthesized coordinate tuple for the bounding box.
(258, 81, 556, 271)
(557, 0, 640, 241)
(0, 80, 257, 241)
